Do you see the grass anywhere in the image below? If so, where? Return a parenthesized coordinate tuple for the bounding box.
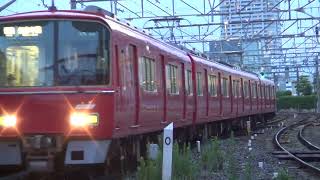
(226, 131, 238, 180)
(276, 168, 292, 180)
(137, 141, 200, 180)
(201, 137, 224, 172)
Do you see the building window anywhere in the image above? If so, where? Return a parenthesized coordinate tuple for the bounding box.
(166, 64, 179, 94)
(222, 78, 229, 97)
(139, 56, 156, 92)
(208, 75, 217, 96)
(185, 69, 193, 95)
(197, 72, 203, 96)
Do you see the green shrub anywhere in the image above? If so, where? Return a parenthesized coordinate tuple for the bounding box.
(277, 95, 317, 109)
(136, 149, 162, 180)
(172, 143, 199, 180)
(137, 142, 199, 180)
(226, 132, 238, 180)
(243, 155, 253, 180)
(276, 90, 292, 97)
(201, 137, 224, 172)
(276, 168, 292, 180)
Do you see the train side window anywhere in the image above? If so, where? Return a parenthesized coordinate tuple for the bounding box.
(185, 69, 193, 95)
(237, 81, 240, 97)
(222, 78, 229, 97)
(232, 80, 236, 97)
(251, 83, 256, 98)
(139, 56, 156, 92)
(208, 74, 217, 96)
(166, 64, 179, 94)
(243, 81, 248, 98)
(196, 72, 203, 96)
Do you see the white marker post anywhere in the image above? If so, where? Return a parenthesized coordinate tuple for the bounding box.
(162, 123, 173, 180)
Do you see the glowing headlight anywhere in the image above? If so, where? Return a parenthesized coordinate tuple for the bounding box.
(70, 112, 98, 127)
(0, 115, 17, 127)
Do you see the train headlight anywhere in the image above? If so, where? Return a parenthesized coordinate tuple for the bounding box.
(70, 112, 98, 127)
(0, 115, 17, 127)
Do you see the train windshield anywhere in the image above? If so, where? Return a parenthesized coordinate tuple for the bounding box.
(0, 20, 110, 87)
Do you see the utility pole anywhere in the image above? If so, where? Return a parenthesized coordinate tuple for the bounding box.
(296, 67, 300, 96)
(316, 54, 320, 113)
(70, 0, 76, 9)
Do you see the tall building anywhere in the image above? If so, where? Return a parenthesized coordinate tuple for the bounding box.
(218, 0, 282, 78)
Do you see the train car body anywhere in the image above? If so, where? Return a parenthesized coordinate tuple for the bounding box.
(0, 9, 275, 171)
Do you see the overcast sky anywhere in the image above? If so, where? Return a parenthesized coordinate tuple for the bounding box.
(0, 0, 319, 56)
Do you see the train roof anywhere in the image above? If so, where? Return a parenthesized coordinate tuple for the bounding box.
(0, 10, 274, 86)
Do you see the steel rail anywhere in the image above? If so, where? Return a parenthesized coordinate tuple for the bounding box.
(274, 121, 320, 174)
(298, 123, 320, 151)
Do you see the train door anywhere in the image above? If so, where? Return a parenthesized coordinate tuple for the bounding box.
(229, 75, 233, 114)
(232, 79, 238, 116)
(218, 72, 222, 115)
(181, 63, 186, 120)
(160, 55, 167, 122)
(207, 72, 219, 117)
(249, 80, 252, 111)
(240, 78, 244, 113)
(128, 44, 140, 126)
(185, 66, 194, 121)
(204, 69, 209, 117)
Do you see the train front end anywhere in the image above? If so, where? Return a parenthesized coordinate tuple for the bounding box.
(0, 12, 115, 171)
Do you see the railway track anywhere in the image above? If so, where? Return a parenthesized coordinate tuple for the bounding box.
(298, 123, 320, 151)
(274, 115, 320, 174)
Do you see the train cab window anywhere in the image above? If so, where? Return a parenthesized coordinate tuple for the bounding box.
(139, 56, 156, 92)
(196, 72, 203, 96)
(244, 81, 249, 98)
(222, 78, 229, 97)
(208, 74, 217, 96)
(166, 64, 179, 94)
(0, 20, 110, 87)
(185, 69, 193, 95)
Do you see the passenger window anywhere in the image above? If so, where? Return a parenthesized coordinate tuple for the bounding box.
(251, 83, 256, 98)
(232, 80, 236, 97)
(208, 74, 217, 96)
(222, 78, 229, 97)
(166, 64, 179, 94)
(196, 72, 203, 96)
(236, 81, 240, 97)
(139, 56, 156, 92)
(244, 81, 249, 98)
(185, 69, 193, 95)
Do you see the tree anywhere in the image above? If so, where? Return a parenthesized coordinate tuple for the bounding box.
(295, 76, 312, 96)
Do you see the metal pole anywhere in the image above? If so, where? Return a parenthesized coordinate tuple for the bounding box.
(172, 0, 175, 16)
(316, 54, 320, 113)
(296, 67, 299, 96)
(0, 0, 16, 12)
(70, 0, 76, 9)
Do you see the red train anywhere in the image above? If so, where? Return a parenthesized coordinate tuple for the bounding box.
(0, 7, 275, 172)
